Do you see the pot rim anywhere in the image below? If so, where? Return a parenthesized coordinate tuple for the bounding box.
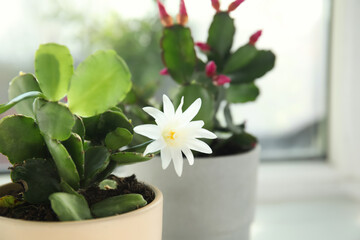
(0, 183, 163, 225)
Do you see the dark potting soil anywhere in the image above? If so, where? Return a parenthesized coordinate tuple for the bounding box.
(0, 175, 154, 222)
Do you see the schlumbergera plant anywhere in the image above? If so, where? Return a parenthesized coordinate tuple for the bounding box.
(156, 0, 276, 155)
(0, 43, 166, 221)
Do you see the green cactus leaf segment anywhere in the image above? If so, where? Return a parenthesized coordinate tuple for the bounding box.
(110, 152, 153, 165)
(223, 44, 258, 74)
(0, 91, 45, 115)
(62, 133, 85, 180)
(0, 195, 25, 208)
(230, 50, 276, 84)
(84, 146, 110, 186)
(91, 193, 147, 218)
(174, 84, 215, 130)
(35, 43, 74, 101)
(83, 109, 133, 142)
(161, 25, 196, 84)
(8, 73, 42, 118)
(67, 50, 132, 117)
(44, 135, 80, 189)
(0, 115, 47, 164)
(49, 192, 92, 221)
(72, 115, 85, 140)
(105, 127, 133, 151)
(226, 83, 260, 103)
(207, 12, 235, 69)
(34, 99, 75, 141)
(11, 158, 61, 204)
(99, 179, 118, 190)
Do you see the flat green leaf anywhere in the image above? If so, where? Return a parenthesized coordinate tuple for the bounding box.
(0, 115, 47, 164)
(105, 127, 133, 151)
(174, 84, 215, 130)
(110, 152, 153, 165)
(0, 195, 24, 208)
(35, 43, 74, 101)
(93, 161, 117, 183)
(11, 158, 61, 204)
(44, 135, 80, 189)
(84, 146, 110, 186)
(34, 99, 75, 141)
(99, 179, 118, 190)
(72, 115, 85, 140)
(8, 73, 42, 118)
(67, 50, 132, 117)
(212, 131, 257, 156)
(223, 44, 258, 74)
(62, 133, 84, 180)
(161, 25, 196, 84)
(226, 83, 260, 103)
(91, 194, 147, 218)
(49, 192, 92, 221)
(230, 50, 276, 84)
(207, 12, 235, 70)
(0, 91, 45, 115)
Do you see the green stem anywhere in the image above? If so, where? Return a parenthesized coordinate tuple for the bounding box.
(224, 103, 242, 134)
(125, 140, 154, 152)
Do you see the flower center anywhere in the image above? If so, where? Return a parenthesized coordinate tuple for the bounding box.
(165, 130, 177, 141)
(163, 129, 182, 147)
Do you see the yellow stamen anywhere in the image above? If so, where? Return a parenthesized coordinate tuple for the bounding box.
(169, 131, 176, 140)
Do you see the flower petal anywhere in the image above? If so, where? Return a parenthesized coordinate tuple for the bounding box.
(187, 138, 212, 154)
(187, 120, 204, 129)
(144, 139, 166, 155)
(182, 147, 194, 165)
(133, 124, 161, 140)
(175, 96, 184, 116)
(142, 107, 166, 125)
(171, 148, 183, 176)
(194, 128, 217, 139)
(181, 98, 201, 122)
(163, 95, 175, 118)
(161, 147, 172, 169)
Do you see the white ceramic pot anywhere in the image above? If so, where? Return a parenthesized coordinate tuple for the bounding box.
(123, 145, 260, 240)
(0, 185, 163, 240)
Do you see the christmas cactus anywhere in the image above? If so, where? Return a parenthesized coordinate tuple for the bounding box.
(0, 43, 215, 221)
(156, 0, 276, 155)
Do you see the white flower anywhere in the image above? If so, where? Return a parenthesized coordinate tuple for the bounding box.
(133, 95, 217, 176)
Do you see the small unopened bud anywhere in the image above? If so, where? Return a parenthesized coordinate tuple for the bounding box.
(177, 0, 188, 26)
(211, 0, 221, 12)
(19, 71, 25, 76)
(160, 68, 169, 76)
(228, 0, 245, 12)
(195, 42, 211, 52)
(206, 61, 217, 77)
(213, 74, 231, 86)
(157, 0, 173, 27)
(249, 30, 262, 45)
(62, 96, 68, 103)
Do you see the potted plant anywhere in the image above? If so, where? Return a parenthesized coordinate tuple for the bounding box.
(125, 0, 276, 239)
(0, 43, 216, 240)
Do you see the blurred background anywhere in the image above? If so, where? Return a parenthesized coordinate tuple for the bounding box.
(0, 0, 330, 167)
(2, 0, 360, 239)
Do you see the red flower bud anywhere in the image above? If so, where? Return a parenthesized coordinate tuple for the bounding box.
(195, 42, 211, 52)
(206, 61, 217, 77)
(249, 30, 262, 45)
(157, 0, 173, 27)
(160, 68, 169, 76)
(211, 0, 221, 12)
(177, 0, 188, 26)
(228, 0, 245, 12)
(213, 74, 231, 85)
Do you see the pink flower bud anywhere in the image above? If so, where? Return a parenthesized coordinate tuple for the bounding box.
(206, 61, 217, 77)
(213, 74, 231, 85)
(62, 96, 68, 103)
(157, 0, 173, 27)
(211, 0, 221, 12)
(177, 0, 188, 26)
(160, 68, 169, 75)
(195, 42, 211, 52)
(249, 30, 262, 45)
(228, 0, 245, 12)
